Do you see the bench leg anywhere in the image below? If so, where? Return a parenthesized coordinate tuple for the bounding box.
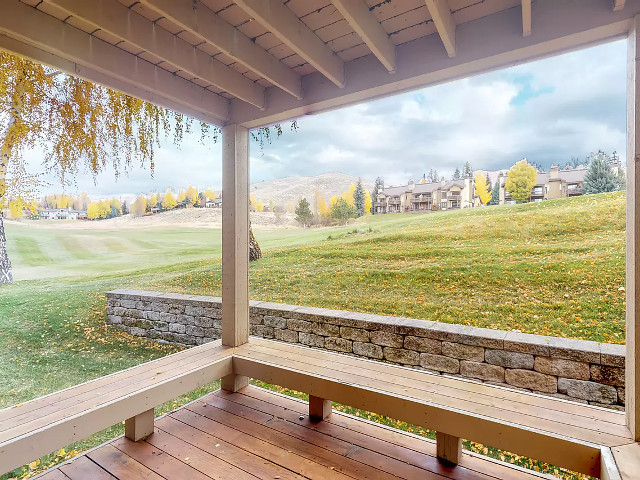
(436, 432, 462, 465)
(309, 395, 332, 421)
(221, 374, 249, 393)
(125, 408, 154, 442)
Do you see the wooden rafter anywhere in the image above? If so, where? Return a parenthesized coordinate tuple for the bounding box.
(522, 0, 532, 37)
(139, 0, 302, 100)
(425, 0, 456, 58)
(331, 0, 396, 73)
(0, 0, 229, 124)
(45, 0, 265, 109)
(235, 0, 345, 88)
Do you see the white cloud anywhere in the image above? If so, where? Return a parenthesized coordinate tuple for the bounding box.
(23, 38, 627, 196)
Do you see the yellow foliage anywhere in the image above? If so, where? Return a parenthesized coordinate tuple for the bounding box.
(204, 189, 216, 201)
(505, 159, 538, 203)
(177, 189, 187, 203)
(185, 185, 198, 207)
(162, 189, 177, 210)
(147, 194, 157, 209)
(8, 199, 23, 218)
(317, 192, 330, 218)
(364, 190, 372, 215)
(474, 173, 491, 205)
(342, 184, 356, 206)
(256, 200, 264, 212)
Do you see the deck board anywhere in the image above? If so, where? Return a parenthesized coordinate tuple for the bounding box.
(38, 386, 547, 479)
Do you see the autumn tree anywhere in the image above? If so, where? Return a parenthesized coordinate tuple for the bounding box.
(364, 190, 372, 215)
(0, 51, 220, 283)
(204, 189, 216, 201)
(132, 195, 147, 216)
(331, 198, 358, 226)
(147, 193, 158, 212)
(474, 172, 491, 205)
(162, 189, 178, 210)
(354, 179, 365, 217)
(295, 197, 313, 228)
(505, 159, 537, 203)
(185, 185, 199, 207)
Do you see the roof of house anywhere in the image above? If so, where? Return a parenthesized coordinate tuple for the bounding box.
(381, 185, 408, 196)
(413, 182, 441, 194)
(442, 180, 466, 191)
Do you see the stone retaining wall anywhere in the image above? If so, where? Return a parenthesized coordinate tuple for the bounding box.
(106, 289, 626, 409)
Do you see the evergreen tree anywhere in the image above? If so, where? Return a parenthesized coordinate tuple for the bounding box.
(331, 198, 358, 226)
(617, 168, 627, 190)
(294, 197, 314, 228)
(354, 179, 365, 217)
(453, 168, 461, 180)
(121, 201, 128, 215)
(489, 180, 500, 205)
(371, 177, 383, 214)
(485, 173, 492, 193)
(583, 154, 619, 194)
(428, 170, 439, 183)
(462, 162, 473, 178)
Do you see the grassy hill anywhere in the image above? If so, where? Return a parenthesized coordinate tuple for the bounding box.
(0, 191, 625, 479)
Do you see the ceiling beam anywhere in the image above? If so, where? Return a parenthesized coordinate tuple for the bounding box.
(44, 0, 265, 109)
(331, 0, 396, 73)
(614, 0, 627, 11)
(425, 0, 456, 58)
(0, 0, 229, 124)
(235, 0, 345, 88)
(522, 0, 532, 37)
(138, 0, 302, 100)
(231, 0, 638, 129)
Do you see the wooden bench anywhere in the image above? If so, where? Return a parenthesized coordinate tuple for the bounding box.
(0, 340, 233, 475)
(233, 338, 637, 479)
(1, 336, 638, 479)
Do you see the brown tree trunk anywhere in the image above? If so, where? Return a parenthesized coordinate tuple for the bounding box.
(249, 222, 261, 262)
(0, 215, 12, 284)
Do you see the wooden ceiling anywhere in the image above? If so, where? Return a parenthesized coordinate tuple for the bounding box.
(0, 0, 635, 128)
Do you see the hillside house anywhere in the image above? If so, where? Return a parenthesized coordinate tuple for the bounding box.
(501, 165, 588, 204)
(2, 1, 640, 479)
(377, 178, 474, 213)
(38, 208, 87, 220)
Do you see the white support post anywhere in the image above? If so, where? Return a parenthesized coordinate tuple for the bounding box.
(221, 124, 250, 393)
(627, 14, 640, 441)
(309, 395, 332, 421)
(124, 408, 154, 441)
(436, 431, 462, 465)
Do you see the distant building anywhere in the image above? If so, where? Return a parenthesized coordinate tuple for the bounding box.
(373, 164, 601, 215)
(500, 165, 588, 204)
(375, 178, 474, 213)
(38, 208, 87, 220)
(205, 198, 222, 208)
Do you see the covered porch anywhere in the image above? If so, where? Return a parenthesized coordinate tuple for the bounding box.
(2, 0, 640, 479)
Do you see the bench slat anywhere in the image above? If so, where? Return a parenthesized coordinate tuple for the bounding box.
(233, 344, 606, 476)
(250, 338, 625, 426)
(246, 340, 631, 440)
(0, 346, 233, 475)
(0, 340, 222, 424)
(0, 343, 232, 443)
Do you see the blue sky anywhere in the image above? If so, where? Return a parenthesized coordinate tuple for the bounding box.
(25, 38, 628, 197)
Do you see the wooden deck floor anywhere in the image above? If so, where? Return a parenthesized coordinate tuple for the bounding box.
(38, 386, 547, 480)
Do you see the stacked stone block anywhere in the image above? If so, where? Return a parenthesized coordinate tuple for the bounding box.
(106, 290, 626, 409)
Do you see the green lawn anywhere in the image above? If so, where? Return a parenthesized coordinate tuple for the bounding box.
(0, 191, 625, 479)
